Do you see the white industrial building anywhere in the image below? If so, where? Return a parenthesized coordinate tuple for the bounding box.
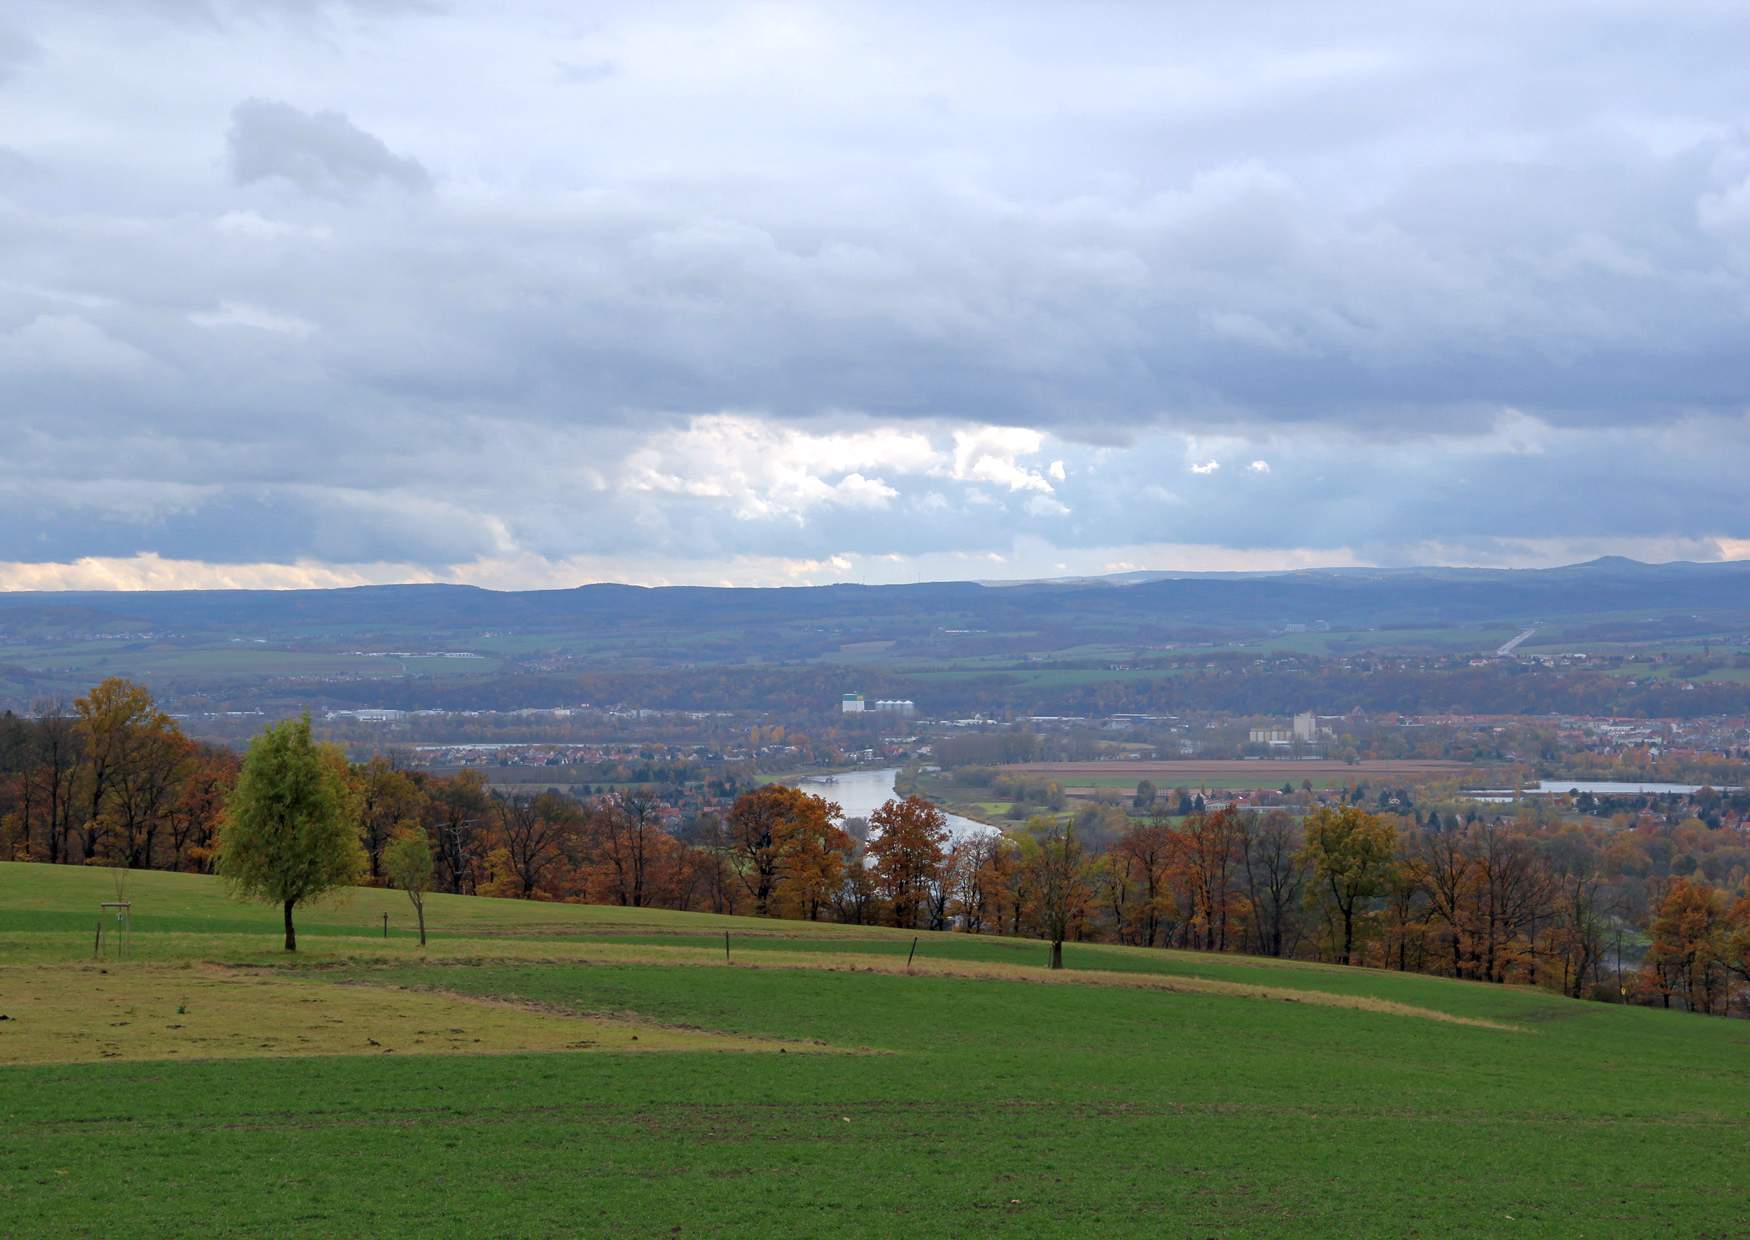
(1249, 712, 1327, 746)
(842, 693, 915, 715)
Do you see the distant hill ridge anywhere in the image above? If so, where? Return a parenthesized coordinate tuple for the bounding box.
(2, 557, 1749, 635)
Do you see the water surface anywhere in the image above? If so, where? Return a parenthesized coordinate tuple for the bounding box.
(797, 767, 994, 838)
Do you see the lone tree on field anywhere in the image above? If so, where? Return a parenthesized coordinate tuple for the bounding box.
(216, 715, 361, 952)
(384, 824, 434, 947)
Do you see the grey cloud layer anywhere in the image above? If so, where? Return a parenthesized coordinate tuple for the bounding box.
(228, 100, 430, 197)
(2, 1, 1749, 578)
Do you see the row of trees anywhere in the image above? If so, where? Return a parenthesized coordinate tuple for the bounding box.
(7, 681, 1749, 1010)
(1078, 806, 1750, 1012)
(0, 679, 239, 872)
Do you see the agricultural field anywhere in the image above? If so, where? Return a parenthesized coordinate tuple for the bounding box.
(1597, 659, 1750, 685)
(0, 638, 504, 700)
(3, 862, 1748, 1237)
(1239, 625, 1522, 656)
(1010, 759, 1474, 789)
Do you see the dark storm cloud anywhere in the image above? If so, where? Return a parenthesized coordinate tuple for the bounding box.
(227, 99, 430, 198)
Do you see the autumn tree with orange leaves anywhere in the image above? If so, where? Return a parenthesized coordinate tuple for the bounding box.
(724, 784, 844, 917)
(1643, 878, 1728, 1013)
(1167, 806, 1244, 952)
(868, 795, 949, 929)
(75, 677, 194, 869)
(946, 832, 1012, 935)
(1108, 817, 1172, 947)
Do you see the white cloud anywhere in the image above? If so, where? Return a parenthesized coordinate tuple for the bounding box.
(188, 301, 318, 337)
(832, 472, 898, 508)
(616, 415, 1078, 527)
(0, 553, 409, 592)
(212, 211, 331, 242)
(1248, 459, 1271, 473)
(1190, 460, 1221, 475)
(948, 427, 1056, 493)
(621, 414, 935, 520)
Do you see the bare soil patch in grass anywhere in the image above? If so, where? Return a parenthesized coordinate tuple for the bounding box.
(0, 964, 804, 1064)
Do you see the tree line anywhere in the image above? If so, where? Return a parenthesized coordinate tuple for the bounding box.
(5, 679, 1748, 1011)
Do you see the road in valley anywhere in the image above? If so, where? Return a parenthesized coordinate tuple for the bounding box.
(1496, 626, 1538, 656)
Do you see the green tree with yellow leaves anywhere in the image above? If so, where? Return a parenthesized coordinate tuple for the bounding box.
(216, 715, 361, 951)
(1301, 805, 1396, 966)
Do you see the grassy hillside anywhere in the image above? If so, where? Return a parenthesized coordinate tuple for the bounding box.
(2, 863, 1746, 1237)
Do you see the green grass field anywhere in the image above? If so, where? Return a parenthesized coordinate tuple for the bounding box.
(2, 862, 1747, 1237)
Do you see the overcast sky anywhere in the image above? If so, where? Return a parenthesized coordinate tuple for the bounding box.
(3, 1, 1749, 589)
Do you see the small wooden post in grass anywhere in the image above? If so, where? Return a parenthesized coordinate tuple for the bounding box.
(93, 919, 102, 960)
(724, 930, 731, 964)
(907, 936, 918, 972)
(382, 913, 389, 939)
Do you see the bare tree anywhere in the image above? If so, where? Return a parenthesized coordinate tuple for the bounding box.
(594, 787, 664, 907)
(498, 790, 577, 898)
(1024, 816, 1088, 970)
(1238, 810, 1305, 958)
(25, 703, 80, 864)
(428, 769, 489, 895)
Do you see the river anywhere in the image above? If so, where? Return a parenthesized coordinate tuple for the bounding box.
(796, 767, 995, 838)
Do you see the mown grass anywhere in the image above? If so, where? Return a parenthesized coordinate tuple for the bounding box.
(2, 863, 1747, 1237)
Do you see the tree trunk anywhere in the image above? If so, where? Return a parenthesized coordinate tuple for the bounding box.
(283, 899, 297, 952)
(416, 900, 426, 947)
(1341, 906, 1354, 965)
(1049, 939, 1063, 970)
